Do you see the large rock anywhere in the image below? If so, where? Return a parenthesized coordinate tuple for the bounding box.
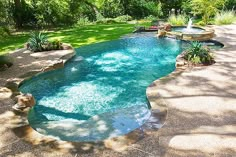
(12, 93, 35, 111)
(175, 52, 188, 67)
(0, 87, 12, 100)
(164, 24, 172, 32)
(157, 30, 166, 38)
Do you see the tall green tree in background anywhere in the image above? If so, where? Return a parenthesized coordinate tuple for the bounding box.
(159, 0, 185, 15)
(225, 0, 236, 10)
(0, 0, 235, 29)
(13, 0, 23, 28)
(188, 0, 226, 24)
(0, 0, 9, 24)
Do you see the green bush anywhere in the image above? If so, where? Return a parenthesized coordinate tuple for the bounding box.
(144, 15, 157, 21)
(96, 12, 105, 22)
(96, 15, 132, 24)
(196, 21, 206, 26)
(0, 26, 10, 39)
(27, 32, 63, 52)
(96, 18, 118, 24)
(77, 16, 90, 26)
(168, 14, 187, 26)
(47, 40, 63, 51)
(214, 10, 235, 25)
(114, 15, 132, 22)
(184, 41, 215, 65)
(106, 19, 118, 24)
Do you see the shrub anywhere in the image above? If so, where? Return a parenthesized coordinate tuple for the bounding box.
(27, 32, 63, 52)
(144, 15, 157, 21)
(47, 40, 63, 51)
(96, 18, 117, 24)
(96, 12, 105, 22)
(168, 14, 187, 26)
(77, 16, 90, 26)
(184, 41, 215, 65)
(28, 32, 48, 52)
(196, 21, 206, 26)
(114, 15, 132, 22)
(0, 26, 10, 39)
(106, 19, 118, 24)
(214, 10, 235, 25)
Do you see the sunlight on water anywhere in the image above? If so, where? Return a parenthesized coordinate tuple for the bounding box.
(20, 36, 183, 141)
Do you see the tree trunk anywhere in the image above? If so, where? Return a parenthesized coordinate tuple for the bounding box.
(85, 1, 99, 15)
(14, 0, 23, 28)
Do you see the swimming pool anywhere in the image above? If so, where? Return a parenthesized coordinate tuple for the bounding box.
(20, 37, 183, 141)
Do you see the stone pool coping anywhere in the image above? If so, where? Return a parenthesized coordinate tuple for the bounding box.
(0, 24, 236, 156)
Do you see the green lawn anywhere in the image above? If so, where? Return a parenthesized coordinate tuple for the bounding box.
(0, 23, 137, 55)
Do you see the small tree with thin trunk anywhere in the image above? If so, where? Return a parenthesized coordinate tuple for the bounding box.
(190, 0, 226, 24)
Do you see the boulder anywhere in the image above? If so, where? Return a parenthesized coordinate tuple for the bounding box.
(62, 43, 73, 50)
(157, 30, 166, 38)
(176, 52, 188, 67)
(164, 24, 172, 32)
(0, 87, 12, 100)
(13, 93, 35, 111)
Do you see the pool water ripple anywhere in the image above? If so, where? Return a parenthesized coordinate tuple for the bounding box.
(20, 37, 183, 141)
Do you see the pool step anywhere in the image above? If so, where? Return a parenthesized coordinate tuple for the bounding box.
(31, 104, 151, 142)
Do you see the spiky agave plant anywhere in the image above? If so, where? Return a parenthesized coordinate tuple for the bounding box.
(28, 32, 48, 52)
(184, 41, 215, 65)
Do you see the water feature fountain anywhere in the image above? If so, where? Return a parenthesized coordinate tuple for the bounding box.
(172, 18, 204, 33)
(186, 18, 192, 30)
(167, 18, 215, 41)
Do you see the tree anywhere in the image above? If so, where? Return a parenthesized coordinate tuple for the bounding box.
(159, 0, 185, 16)
(13, 0, 23, 28)
(190, 0, 226, 24)
(0, 0, 9, 25)
(225, 0, 236, 10)
(119, 0, 162, 19)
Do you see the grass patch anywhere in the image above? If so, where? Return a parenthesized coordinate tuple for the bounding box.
(0, 23, 135, 55)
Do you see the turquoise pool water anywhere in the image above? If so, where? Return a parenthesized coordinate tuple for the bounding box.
(172, 26, 204, 33)
(20, 36, 183, 141)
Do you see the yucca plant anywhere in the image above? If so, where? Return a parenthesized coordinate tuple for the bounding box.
(184, 41, 215, 65)
(28, 32, 48, 52)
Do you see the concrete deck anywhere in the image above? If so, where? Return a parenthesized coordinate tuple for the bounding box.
(147, 24, 236, 156)
(0, 24, 236, 156)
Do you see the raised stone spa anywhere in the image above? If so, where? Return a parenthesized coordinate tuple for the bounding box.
(159, 18, 214, 41)
(166, 26, 215, 41)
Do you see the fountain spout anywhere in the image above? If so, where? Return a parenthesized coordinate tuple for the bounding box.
(187, 18, 192, 30)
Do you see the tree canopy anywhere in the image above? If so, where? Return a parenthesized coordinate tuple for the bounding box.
(0, 0, 235, 28)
